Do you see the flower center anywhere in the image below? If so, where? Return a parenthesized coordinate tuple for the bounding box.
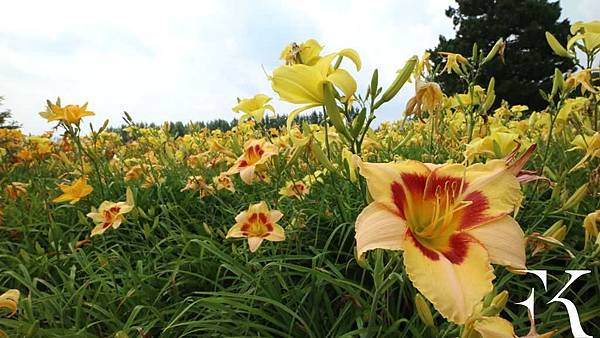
(241, 212, 273, 237)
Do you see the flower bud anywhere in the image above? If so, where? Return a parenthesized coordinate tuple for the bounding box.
(545, 32, 572, 58)
(481, 38, 504, 65)
(559, 183, 589, 211)
(375, 56, 418, 108)
(415, 293, 435, 327)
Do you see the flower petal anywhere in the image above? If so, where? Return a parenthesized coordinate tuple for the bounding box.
(467, 215, 526, 269)
(0, 289, 20, 317)
(327, 68, 357, 99)
(355, 202, 407, 257)
(239, 166, 256, 185)
(355, 157, 430, 218)
(248, 237, 264, 252)
(473, 316, 516, 338)
(265, 224, 285, 241)
(403, 232, 494, 324)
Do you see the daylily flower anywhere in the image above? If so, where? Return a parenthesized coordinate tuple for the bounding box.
(227, 139, 278, 184)
(52, 177, 93, 204)
(213, 172, 235, 192)
(271, 46, 361, 127)
(0, 289, 19, 317)
(565, 69, 598, 94)
(280, 39, 323, 66)
(39, 99, 95, 125)
(438, 52, 469, 75)
(232, 94, 275, 121)
(4, 182, 29, 200)
(180, 175, 215, 198)
(279, 180, 310, 200)
(226, 202, 285, 252)
(404, 78, 444, 117)
(87, 187, 134, 237)
(353, 145, 535, 324)
(568, 132, 600, 172)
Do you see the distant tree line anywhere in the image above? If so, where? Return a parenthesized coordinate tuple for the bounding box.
(107, 110, 325, 140)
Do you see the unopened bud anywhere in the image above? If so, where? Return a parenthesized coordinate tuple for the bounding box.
(560, 183, 589, 211)
(545, 32, 572, 58)
(375, 56, 418, 108)
(415, 294, 435, 327)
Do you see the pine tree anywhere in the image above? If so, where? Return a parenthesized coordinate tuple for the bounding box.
(430, 0, 575, 110)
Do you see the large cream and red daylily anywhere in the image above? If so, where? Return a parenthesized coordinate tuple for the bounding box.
(227, 139, 277, 184)
(87, 187, 135, 237)
(226, 202, 285, 252)
(353, 146, 535, 324)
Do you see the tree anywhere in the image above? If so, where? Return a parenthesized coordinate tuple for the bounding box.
(0, 96, 20, 129)
(430, 0, 575, 110)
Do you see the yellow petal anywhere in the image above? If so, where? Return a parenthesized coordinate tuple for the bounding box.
(0, 289, 20, 317)
(355, 202, 407, 257)
(265, 224, 286, 241)
(403, 233, 494, 324)
(337, 48, 362, 71)
(327, 68, 357, 99)
(467, 216, 526, 269)
(473, 316, 516, 338)
(271, 64, 323, 104)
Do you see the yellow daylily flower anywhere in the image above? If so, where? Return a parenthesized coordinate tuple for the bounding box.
(280, 39, 323, 66)
(227, 139, 278, 185)
(465, 129, 520, 162)
(0, 289, 19, 317)
(226, 202, 285, 252)
(271, 48, 361, 128)
(565, 69, 597, 94)
(87, 187, 134, 237)
(232, 94, 275, 121)
(52, 177, 93, 204)
(353, 146, 535, 324)
(439, 52, 469, 75)
(39, 100, 95, 125)
(567, 132, 600, 172)
(404, 78, 444, 117)
(570, 20, 600, 51)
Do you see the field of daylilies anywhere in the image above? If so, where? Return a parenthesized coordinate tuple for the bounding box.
(1, 21, 599, 338)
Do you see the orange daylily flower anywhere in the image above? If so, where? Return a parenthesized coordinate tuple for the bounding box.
(226, 202, 285, 252)
(353, 145, 535, 324)
(227, 139, 277, 184)
(52, 177, 93, 204)
(87, 187, 134, 237)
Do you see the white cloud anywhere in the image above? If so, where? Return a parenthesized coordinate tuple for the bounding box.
(0, 0, 597, 134)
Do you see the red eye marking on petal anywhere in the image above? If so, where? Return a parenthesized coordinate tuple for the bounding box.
(460, 191, 490, 229)
(391, 182, 407, 219)
(258, 213, 268, 224)
(238, 160, 248, 168)
(407, 230, 439, 261)
(442, 233, 471, 264)
(248, 214, 258, 223)
(424, 175, 465, 200)
(401, 173, 427, 199)
(102, 222, 111, 229)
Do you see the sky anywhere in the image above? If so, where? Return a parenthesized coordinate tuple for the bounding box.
(0, 0, 598, 134)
